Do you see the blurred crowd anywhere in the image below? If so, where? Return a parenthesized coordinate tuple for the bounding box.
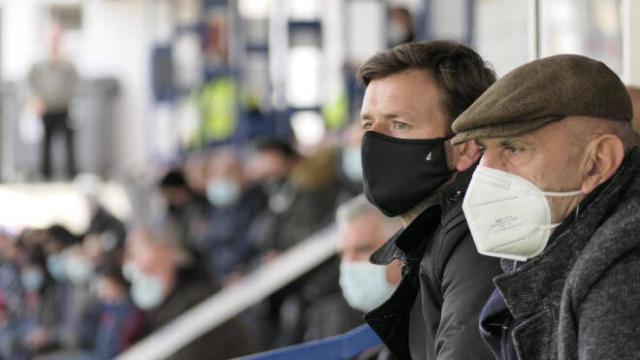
(0, 120, 376, 359)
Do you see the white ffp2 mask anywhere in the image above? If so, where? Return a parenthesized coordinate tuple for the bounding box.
(462, 165, 582, 261)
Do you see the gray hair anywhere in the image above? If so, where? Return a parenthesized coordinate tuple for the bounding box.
(127, 221, 193, 267)
(336, 194, 400, 234)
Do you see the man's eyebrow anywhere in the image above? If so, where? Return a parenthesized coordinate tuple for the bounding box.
(361, 112, 403, 121)
(499, 136, 529, 146)
(382, 112, 401, 119)
(499, 138, 516, 147)
(474, 139, 486, 147)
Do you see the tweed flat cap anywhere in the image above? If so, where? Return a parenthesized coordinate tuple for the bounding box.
(451, 54, 632, 145)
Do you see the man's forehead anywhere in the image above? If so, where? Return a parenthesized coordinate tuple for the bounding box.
(474, 135, 528, 146)
(362, 71, 441, 110)
(472, 121, 565, 146)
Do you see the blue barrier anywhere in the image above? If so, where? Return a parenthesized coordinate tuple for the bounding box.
(240, 324, 382, 360)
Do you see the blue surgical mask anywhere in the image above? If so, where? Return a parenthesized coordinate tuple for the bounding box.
(64, 254, 94, 285)
(21, 269, 45, 291)
(339, 261, 396, 312)
(102, 232, 118, 252)
(47, 254, 66, 281)
(122, 261, 138, 282)
(131, 272, 166, 310)
(341, 147, 363, 183)
(206, 178, 241, 207)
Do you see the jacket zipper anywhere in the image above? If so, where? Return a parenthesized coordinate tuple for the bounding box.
(500, 260, 519, 359)
(500, 319, 510, 360)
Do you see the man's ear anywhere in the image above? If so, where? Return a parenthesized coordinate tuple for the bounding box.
(450, 141, 480, 172)
(581, 135, 625, 193)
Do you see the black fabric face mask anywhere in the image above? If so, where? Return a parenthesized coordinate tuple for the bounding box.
(361, 131, 454, 216)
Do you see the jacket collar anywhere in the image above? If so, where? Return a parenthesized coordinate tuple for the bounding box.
(370, 166, 475, 265)
(495, 147, 640, 319)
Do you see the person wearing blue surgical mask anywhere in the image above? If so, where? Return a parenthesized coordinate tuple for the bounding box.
(93, 263, 142, 360)
(127, 225, 255, 359)
(338, 121, 366, 204)
(42, 224, 80, 282)
(63, 245, 95, 286)
(202, 148, 268, 280)
(336, 195, 402, 313)
(21, 266, 45, 292)
(205, 148, 247, 208)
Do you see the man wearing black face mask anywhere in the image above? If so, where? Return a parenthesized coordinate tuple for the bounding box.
(359, 41, 501, 359)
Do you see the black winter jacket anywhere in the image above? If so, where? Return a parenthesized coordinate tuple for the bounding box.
(365, 168, 500, 360)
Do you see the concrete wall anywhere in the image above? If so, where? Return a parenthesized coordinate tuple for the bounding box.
(474, 0, 532, 77)
(626, 0, 640, 85)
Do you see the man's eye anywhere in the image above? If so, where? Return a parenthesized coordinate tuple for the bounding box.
(362, 122, 372, 130)
(505, 145, 521, 154)
(392, 121, 410, 131)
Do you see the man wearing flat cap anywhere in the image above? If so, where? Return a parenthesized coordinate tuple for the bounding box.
(452, 54, 640, 359)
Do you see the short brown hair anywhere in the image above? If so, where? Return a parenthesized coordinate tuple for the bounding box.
(358, 40, 496, 122)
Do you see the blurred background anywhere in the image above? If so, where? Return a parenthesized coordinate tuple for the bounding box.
(0, 0, 637, 359)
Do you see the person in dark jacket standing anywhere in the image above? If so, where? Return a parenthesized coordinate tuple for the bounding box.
(452, 54, 640, 360)
(358, 41, 501, 359)
(27, 24, 78, 180)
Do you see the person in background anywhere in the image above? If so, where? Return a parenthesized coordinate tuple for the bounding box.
(387, 6, 415, 48)
(0, 230, 27, 359)
(270, 147, 342, 252)
(57, 242, 100, 352)
(266, 147, 364, 348)
(242, 138, 359, 350)
(75, 174, 127, 262)
(31, 226, 100, 358)
(336, 195, 401, 314)
(452, 54, 640, 359)
(336, 195, 401, 360)
(14, 225, 88, 357)
(42, 225, 80, 283)
(158, 168, 211, 254)
(357, 41, 500, 359)
(180, 151, 216, 251)
(27, 23, 79, 180)
(182, 151, 210, 200)
(244, 138, 300, 261)
(245, 138, 299, 189)
(92, 262, 142, 360)
(15, 240, 54, 358)
(337, 121, 366, 204)
(203, 147, 267, 282)
(158, 169, 193, 224)
(127, 223, 254, 360)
